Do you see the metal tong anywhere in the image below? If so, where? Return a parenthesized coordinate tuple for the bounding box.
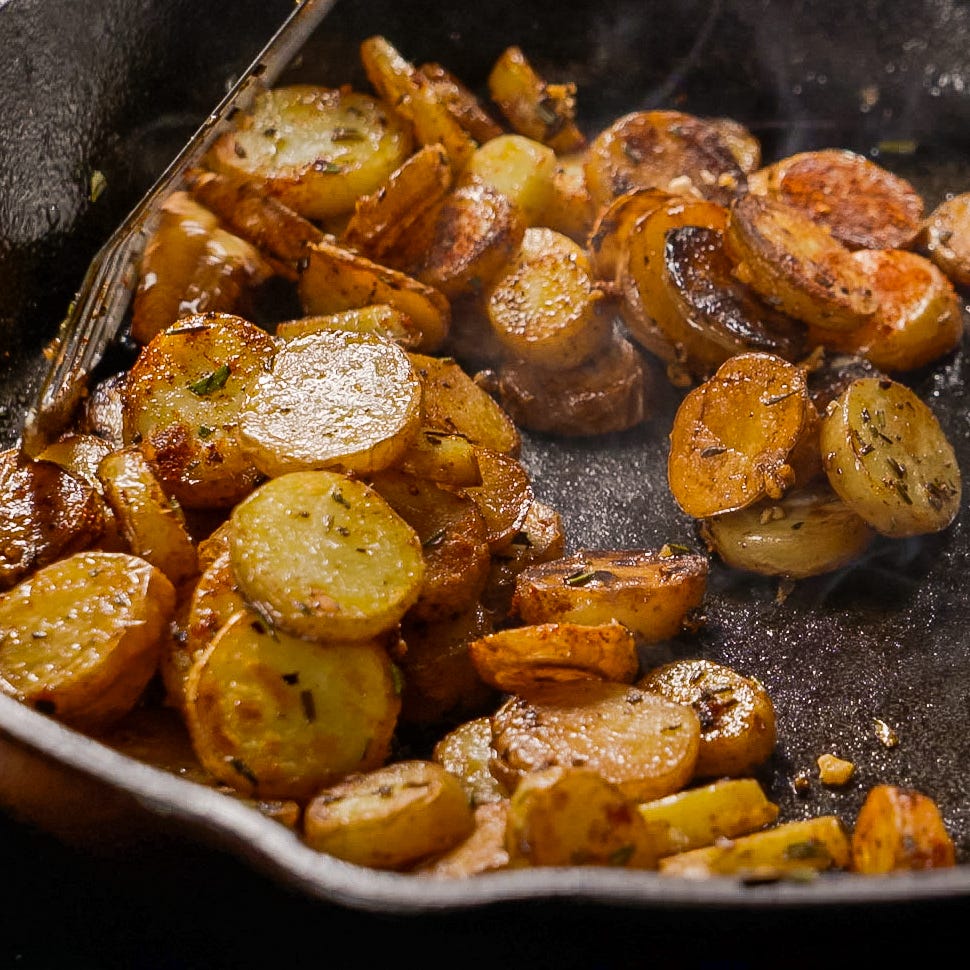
(19, 0, 337, 457)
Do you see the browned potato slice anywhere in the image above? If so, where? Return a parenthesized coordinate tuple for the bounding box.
(487, 45, 586, 154)
(122, 312, 276, 509)
(704, 117, 761, 174)
(637, 778, 779, 857)
(184, 167, 327, 265)
(130, 191, 222, 344)
(851, 784, 956, 873)
(919, 191, 970, 286)
(542, 151, 595, 245)
(418, 62, 504, 144)
(395, 429, 483, 488)
(698, 482, 877, 579)
(398, 607, 498, 726)
(485, 227, 611, 369)
(662, 225, 808, 380)
(97, 446, 199, 587)
(461, 447, 535, 553)
(725, 193, 876, 332)
(511, 547, 708, 643)
(658, 816, 850, 878)
(667, 353, 819, 518)
(490, 680, 701, 802)
(747, 149, 924, 250)
(303, 759, 475, 870)
(78, 370, 127, 448)
(237, 329, 422, 478)
(274, 304, 423, 348)
(367, 470, 491, 622)
(185, 608, 401, 800)
(618, 195, 729, 368)
(207, 84, 413, 221)
(409, 353, 521, 456)
(584, 109, 745, 212)
(638, 658, 776, 779)
(228, 470, 424, 642)
(0, 449, 106, 590)
(413, 801, 511, 878)
(0, 551, 174, 731)
(469, 620, 639, 695)
(492, 329, 651, 437)
(807, 248, 963, 373)
(432, 715, 506, 806)
(819, 376, 961, 537)
(505, 766, 662, 869)
(587, 187, 671, 284)
(359, 36, 476, 173)
(298, 238, 450, 353)
(341, 143, 453, 261)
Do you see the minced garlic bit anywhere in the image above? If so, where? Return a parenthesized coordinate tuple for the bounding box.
(817, 753, 855, 786)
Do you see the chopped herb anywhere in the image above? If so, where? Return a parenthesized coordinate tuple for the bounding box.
(784, 839, 830, 863)
(423, 528, 447, 548)
(609, 844, 635, 866)
(188, 364, 230, 396)
(331, 126, 364, 142)
(229, 758, 258, 786)
(763, 389, 797, 406)
(886, 456, 907, 479)
(198, 425, 215, 438)
(300, 689, 317, 723)
(281, 672, 299, 685)
(331, 489, 351, 508)
(314, 159, 344, 174)
(564, 568, 596, 586)
(701, 445, 727, 458)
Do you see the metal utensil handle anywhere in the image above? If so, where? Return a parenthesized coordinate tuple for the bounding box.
(20, 0, 338, 456)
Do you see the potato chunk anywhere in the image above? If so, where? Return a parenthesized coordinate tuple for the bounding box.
(432, 715, 506, 806)
(228, 470, 424, 642)
(0, 551, 175, 730)
(919, 190, 970, 286)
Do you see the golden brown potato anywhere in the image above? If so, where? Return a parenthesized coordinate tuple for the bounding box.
(413, 801, 511, 878)
(542, 151, 596, 244)
(461, 447, 535, 553)
(418, 62, 504, 144)
(851, 784, 956, 873)
(432, 715, 506, 806)
(0, 551, 174, 731)
(78, 370, 127, 448)
(919, 190, 970, 286)
(274, 304, 423, 349)
(395, 429, 483, 488)
(587, 187, 671, 284)
(637, 658, 777, 779)
(490, 680, 701, 802)
(704, 117, 761, 174)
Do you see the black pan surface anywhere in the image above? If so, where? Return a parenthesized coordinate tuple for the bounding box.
(2, 0, 970, 942)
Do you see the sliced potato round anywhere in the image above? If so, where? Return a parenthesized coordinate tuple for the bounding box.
(395, 429, 483, 488)
(667, 353, 819, 518)
(303, 759, 475, 870)
(237, 329, 422, 478)
(432, 715, 506, 806)
(587, 187, 671, 284)
(274, 304, 423, 349)
(461, 447, 535, 553)
(0, 551, 174, 731)
(819, 376, 961, 537)
(207, 84, 413, 221)
(919, 191, 970, 286)
(490, 680, 701, 802)
(637, 658, 777, 779)
(184, 608, 401, 800)
(184, 548, 247, 661)
(705, 116, 761, 174)
(418, 61, 504, 145)
(413, 801, 511, 879)
(228, 470, 424, 641)
(122, 312, 277, 509)
(698, 482, 877, 579)
(747, 149, 924, 250)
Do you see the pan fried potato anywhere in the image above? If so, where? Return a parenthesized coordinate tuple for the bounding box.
(705, 117, 761, 174)
(414, 801, 511, 878)
(490, 680, 701, 802)
(303, 759, 475, 870)
(461, 447, 534, 552)
(542, 152, 595, 244)
(511, 548, 708, 643)
(747, 149, 924, 250)
(298, 238, 450, 353)
(637, 658, 776, 779)
(584, 109, 745, 212)
(505, 766, 662, 869)
(418, 62, 504, 144)
(0, 449, 106, 590)
(0, 551, 174, 731)
(122, 312, 276, 509)
(185, 608, 402, 800)
(819, 376, 961, 537)
(658, 815, 850, 879)
(667, 353, 820, 518)
(637, 778, 779, 856)
(468, 620, 640, 694)
(78, 370, 127, 448)
(237, 329, 422, 478)
(725, 193, 876, 332)
(207, 84, 413, 221)
(587, 187, 671, 284)
(850, 784, 956, 873)
(274, 304, 423, 348)
(432, 715, 506, 806)
(395, 429, 482, 488)
(698, 482, 877, 579)
(228, 470, 424, 642)
(485, 227, 611, 369)
(919, 190, 970, 286)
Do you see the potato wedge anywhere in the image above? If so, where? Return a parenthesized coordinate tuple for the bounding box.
(228, 470, 424, 642)
(505, 766, 662, 869)
(185, 608, 401, 800)
(413, 801, 511, 878)
(851, 784, 956, 873)
(207, 84, 413, 221)
(303, 759, 475, 870)
(919, 190, 970, 286)
(237, 329, 422, 478)
(490, 680, 701, 802)
(0, 551, 174, 731)
(819, 376, 961, 537)
(637, 658, 777, 779)
(418, 62, 504, 144)
(511, 548, 708, 643)
(432, 715, 506, 806)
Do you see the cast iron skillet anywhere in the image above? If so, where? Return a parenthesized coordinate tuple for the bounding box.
(1, 0, 970, 914)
